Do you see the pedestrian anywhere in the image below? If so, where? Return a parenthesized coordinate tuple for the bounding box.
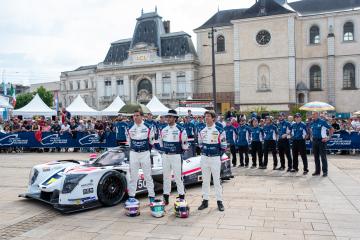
(159, 109, 188, 205)
(126, 109, 155, 202)
(236, 117, 251, 167)
(310, 112, 334, 177)
(198, 111, 227, 212)
(291, 113, 309, 174)
(184, 116, 196, 157)
(277, 113, 293, 171)
(250, 118, 264, 169)
(115, 115, 128, 146)
(263, 116, 278, 170)
(224, 119, 237, 167)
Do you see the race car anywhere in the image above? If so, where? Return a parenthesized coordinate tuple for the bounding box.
(19, 147, 232, 213)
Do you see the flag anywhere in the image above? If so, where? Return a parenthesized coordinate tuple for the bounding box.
(10, 84, 16, 107)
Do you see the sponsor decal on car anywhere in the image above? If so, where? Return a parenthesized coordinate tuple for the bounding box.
(83, 188, 94, 195)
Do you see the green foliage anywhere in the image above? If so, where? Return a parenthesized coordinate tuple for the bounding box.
(14, 86, 54, 109)
(14, 93, 34, 109)
(290, 105, 307, 121)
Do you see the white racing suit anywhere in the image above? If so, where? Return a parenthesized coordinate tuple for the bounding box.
(159, 124, 189, 196)
(126, 121, 155, 198)
(198, 124, 227, 201)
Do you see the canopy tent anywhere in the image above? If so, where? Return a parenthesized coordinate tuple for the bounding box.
(146, 96, 169, 115)
(13, 94, 56, 117)
(66, 95, 99, 116)
(0, 95, 13, 109)
(175, 107, 207, 116)
(100, 96, 126, 116)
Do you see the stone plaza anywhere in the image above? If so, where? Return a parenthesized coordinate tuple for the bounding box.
(0, 153, 359, 240)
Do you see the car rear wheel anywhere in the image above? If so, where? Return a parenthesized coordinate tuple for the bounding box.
(97, 170, 127, 206)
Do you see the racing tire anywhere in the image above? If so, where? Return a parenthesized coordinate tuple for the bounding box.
(97, 170, 127, 206)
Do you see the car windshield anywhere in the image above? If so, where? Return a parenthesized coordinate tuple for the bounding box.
(93, 151, 128, 166)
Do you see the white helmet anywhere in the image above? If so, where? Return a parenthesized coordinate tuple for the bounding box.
(150, 199, 165, 218)
(125, 198, 140, 217)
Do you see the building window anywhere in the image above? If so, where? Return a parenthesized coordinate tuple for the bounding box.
(310, 65, 322, 90)
(84, 80, 89, 89)
(104, 79, 112, 96)
(162, 73, 171, 94)
(177, 72, 186, 94)
(343, 63, 356, 89)
(117, 79, 124, 96)
(257, 65, 270, 91)
(69, 82, 73, 90)
(298, 93, 305, 104)
(310, 25, 320, 44)
(77, 81, 81, 90)
(216, 35, 225, 52)
(344, 22, 354, 42)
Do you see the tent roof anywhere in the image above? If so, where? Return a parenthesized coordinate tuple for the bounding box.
(146, 96, 169, 115)
(66, 95, 99, 116)
(175, 107, 207, 116)
(101, 96, 126, 116)
(13, 94, 56, 116)
(0, 95, 13, 109)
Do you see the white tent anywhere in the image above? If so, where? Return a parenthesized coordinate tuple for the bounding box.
(175, 107, 207, 116)
(101, 96, 126, 116)
(66, 95, 99, 116)
(0, 95, 13, 109)
(146, 96, 169, 115)
(13, 94, 56, 116)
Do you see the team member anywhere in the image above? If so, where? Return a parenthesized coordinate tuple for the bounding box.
(236, 117, 251, 167)
(224, 119, 238, 167)
(310, 112, 334, 177)
(126, 110, 156, 202)
(115, 115, 128, 146)
(250, 118, 264, 169)
(277, 113, 293, 171)
(159, 110, 188, 205)
(291, 113, 309, 174)
(198, 111, 227, 211)
(184, 116, 196, 157)
(263, 116, 278, 170)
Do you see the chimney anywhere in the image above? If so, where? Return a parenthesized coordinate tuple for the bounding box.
(163, 20, 170, 33)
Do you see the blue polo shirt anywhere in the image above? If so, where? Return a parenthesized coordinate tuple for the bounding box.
(310, 119, 332, 139)
(278, 120, 292, 136)
(115, 121, 128, 141)
(263, 124, 278, 141)
(224, 125, 237, 145)
(251, 126, 263, 142)
(236, 124, 251, 146)
(291, 122, 307, 140)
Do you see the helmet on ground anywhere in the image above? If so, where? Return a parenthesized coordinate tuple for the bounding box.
(125, 198, 140, 217)
(174, 198, 189, 218)
(150, 199, 165, 218)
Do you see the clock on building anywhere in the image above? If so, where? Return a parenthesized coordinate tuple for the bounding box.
(256, 30, 271, 45)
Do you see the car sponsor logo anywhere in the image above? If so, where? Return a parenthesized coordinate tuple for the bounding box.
(79, 134, 103, 145)
(83, 188, 94, 195)
(41, 134, 67, 146)
(68, 167, 98, 173)
(0, 134, 28, 146)
(81, 196, 96, 203)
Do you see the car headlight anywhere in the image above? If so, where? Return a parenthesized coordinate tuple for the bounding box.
(62, 174, 87, 194)
(29, 168, 39, 185)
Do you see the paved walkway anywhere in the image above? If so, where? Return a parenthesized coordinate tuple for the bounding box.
(0, 153, 359, 240)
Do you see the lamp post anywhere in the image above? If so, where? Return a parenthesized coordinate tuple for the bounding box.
(208, 27, 217, 112)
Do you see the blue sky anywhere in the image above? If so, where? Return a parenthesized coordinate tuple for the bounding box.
(0, 0, 294, 86)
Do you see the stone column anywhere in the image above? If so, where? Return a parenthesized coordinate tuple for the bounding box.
(288, 16, 296, 104)
(124, 75, 130, 102)
(233, 24, 241, 105)
(130, 77, 136, 103)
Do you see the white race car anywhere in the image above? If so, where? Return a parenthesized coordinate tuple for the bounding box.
(19, 147, 232, 213)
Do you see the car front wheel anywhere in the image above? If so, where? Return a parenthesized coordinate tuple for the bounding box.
(97, 170, 127, 206)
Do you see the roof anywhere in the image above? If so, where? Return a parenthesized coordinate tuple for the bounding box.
(75, 65, 97, 71)
(195, 9, 247, 30)
(289, 0, 360, 15)
(238, 0, 293, 20)
(103, 41, 131, 63)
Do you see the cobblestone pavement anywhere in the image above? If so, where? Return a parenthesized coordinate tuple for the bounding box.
(0, 152, 360, 240)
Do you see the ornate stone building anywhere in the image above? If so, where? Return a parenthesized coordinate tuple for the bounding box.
(195, 0, 360, 113)
(60, 10, 198, 109)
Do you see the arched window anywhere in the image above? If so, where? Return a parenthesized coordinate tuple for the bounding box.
(310, 65, 322, 90)
(310, 25, 320, 44)
(257, 65, 270, 91)
(344, 22, 354, 41)
(343, 63, 356, 89)
(216, 35, 225, 52)
(298, 93, 305, 104)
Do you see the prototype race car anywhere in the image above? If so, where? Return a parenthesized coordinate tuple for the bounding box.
(19, 147, 232, 213)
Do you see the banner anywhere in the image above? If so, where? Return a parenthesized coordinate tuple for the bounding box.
(0, 132, 117, 148)
(306, 131, 360, 150)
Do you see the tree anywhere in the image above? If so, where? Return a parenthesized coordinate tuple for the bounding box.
(14, 86, 54, 109)
(14, 93, 34, 109)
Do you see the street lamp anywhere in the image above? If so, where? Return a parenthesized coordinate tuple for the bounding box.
(207, 27, 217, 112)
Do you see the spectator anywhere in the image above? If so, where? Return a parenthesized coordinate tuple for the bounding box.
(31, 121, 40, 131)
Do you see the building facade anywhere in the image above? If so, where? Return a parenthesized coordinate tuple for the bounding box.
(195, 0, 360, 113)
(60, 10, 198, 110)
